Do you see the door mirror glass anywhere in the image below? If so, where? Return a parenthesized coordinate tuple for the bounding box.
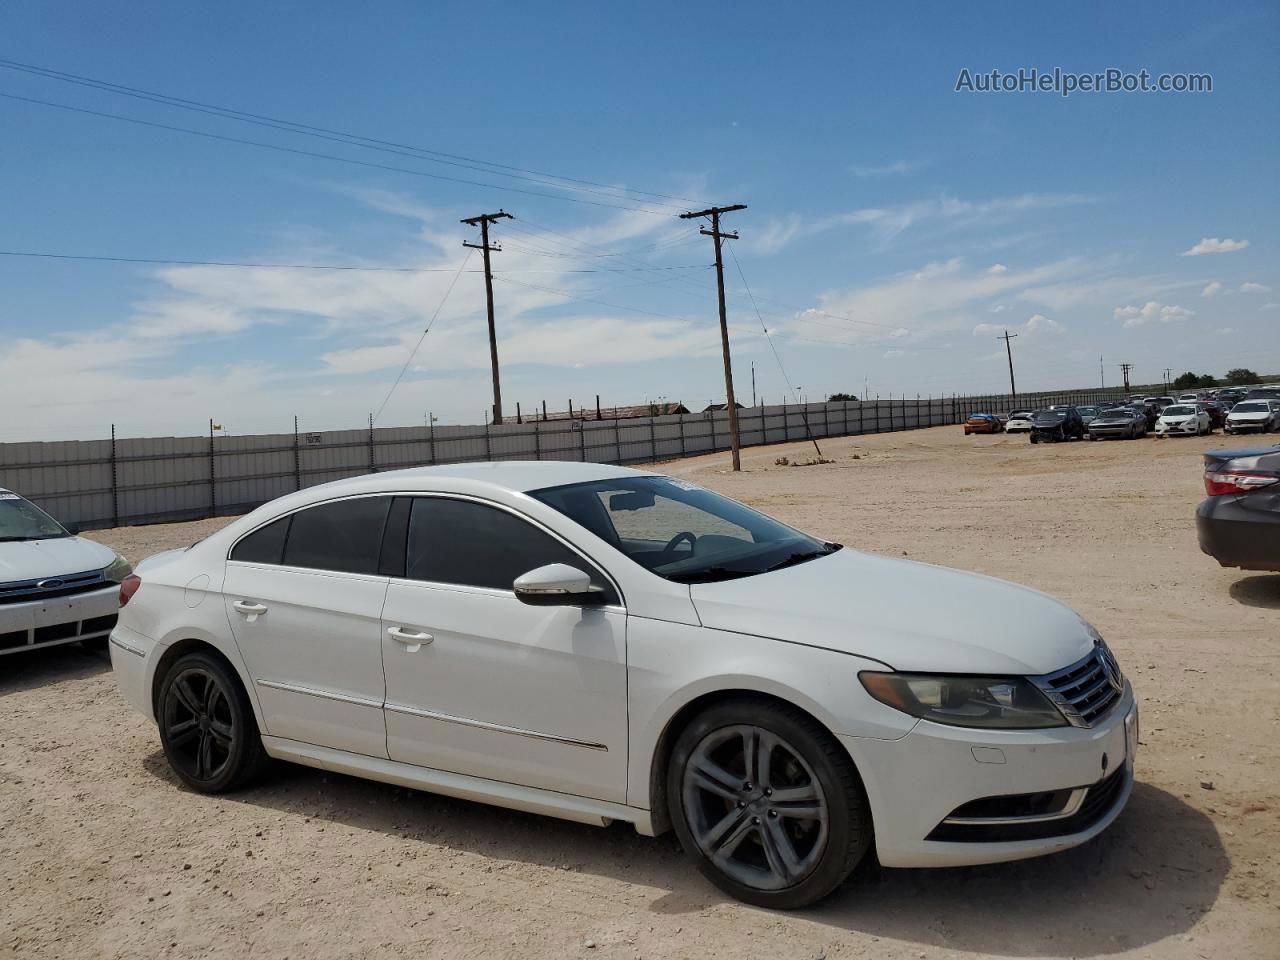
(514, 563, 601, 606)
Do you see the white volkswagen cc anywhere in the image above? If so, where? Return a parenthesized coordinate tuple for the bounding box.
(110, 462, 1137, 908)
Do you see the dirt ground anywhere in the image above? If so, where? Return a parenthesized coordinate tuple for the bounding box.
(3, 426, 1278, 960)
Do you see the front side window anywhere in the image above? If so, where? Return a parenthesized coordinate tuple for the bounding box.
(533, 476, 837, 584)
(404, 497, 617, 603)
(0, 494, 68, 542)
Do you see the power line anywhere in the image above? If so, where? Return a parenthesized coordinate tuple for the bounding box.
(0, 91, 678, 216)
(0, 249, 707, 274)
(0, 57, 703, 209)
(372, 250, 474, 425)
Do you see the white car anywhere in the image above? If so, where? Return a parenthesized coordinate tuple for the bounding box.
(1177, 393, 1201, 404)
(110, 462, 1137, 908)
(1, 488, 131, 656)
(1154, 404, 1212, 437)
(1003, 410, 1034, 432)
(1224, 400, 1280, 435)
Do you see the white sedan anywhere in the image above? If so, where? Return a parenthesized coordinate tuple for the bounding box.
(1, 488, 131, 655)
(1154, 404, 1212, 437)
(1225, 400, 1280, 435)
(110, 462, 1136, 908)
(1003, 410, 1034, 432)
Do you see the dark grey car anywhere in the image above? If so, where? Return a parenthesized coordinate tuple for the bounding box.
(1087, 407, 1147, 440)
(1197, 445, 1280, 571)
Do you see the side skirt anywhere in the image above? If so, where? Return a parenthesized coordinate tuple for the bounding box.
(261, 736, 656, 836)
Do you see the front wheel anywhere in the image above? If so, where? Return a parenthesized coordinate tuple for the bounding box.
(158, 651, 268, 793)
(667, 699, 871, 909)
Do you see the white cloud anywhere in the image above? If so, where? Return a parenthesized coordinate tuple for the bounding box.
(1216, 327, 1234, 335)
(883, 349, 906, 359)
(1201, 281, 1223, 297)
(990, 304, 1008, 313)
(744, 192, 1090, 254)
(1113, 301, 1194, 327)
(973, 313, 1064, 337)
(1181, 237, 1249, 256)
(1240, 282, 1271, 293)
(1263, 302, 1279, 311)
(988, 263, 1009, 274)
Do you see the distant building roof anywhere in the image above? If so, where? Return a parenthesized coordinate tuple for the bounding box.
(702, 402, 746, 412)
(536, 401, 689, 421)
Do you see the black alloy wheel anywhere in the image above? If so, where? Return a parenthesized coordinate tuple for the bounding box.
(158, 651, 267, 793)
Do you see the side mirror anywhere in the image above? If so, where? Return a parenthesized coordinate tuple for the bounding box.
(513, 563, 603, 606)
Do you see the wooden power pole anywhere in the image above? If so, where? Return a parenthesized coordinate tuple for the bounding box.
(997, 330, 1018, 399)
(680, 203, 747, 470)
(462, 209, 513, 425)
(1119, 363, 1133, 395)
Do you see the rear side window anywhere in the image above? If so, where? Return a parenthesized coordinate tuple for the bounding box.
(282, 497, 392, 575)
(405, 497, 617, 603)
(230, 516, 290, 564)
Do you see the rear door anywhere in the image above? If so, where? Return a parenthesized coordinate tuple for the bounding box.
(223, 495, 395, 758)
(379, 495, 628, 802)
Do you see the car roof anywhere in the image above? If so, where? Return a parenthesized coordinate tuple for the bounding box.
(306, 460, 653, 498)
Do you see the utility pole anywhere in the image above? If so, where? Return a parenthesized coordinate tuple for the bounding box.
(1119, 363, 1133, 395)
(1164, 368, 1173, 392)
(751, 361, 757, 407)
(462, 209, 513, 425)
(680, 203, 747, 470)
(1100, 354, 1105, 390)
(997, 330, 1018, 399)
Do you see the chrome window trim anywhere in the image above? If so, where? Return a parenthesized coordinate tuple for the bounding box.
(942, 787, 1088, 826)
(255, 678, 383, 710)
(383, 701, 608, 752)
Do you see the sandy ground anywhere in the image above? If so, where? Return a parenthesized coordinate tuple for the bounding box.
(3, 426, 1278, 960)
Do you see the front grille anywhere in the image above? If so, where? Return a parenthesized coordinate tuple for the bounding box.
(0, 569, 109, 606)
(1033, 642, 1125, 728)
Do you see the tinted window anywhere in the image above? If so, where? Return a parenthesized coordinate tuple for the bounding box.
(229, 516, 290, 564)
(282, 497, 391, 574)
(406, 498, 617, 603)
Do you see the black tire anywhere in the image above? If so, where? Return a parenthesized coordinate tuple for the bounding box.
(666, 698, 871, 909)
(157, 651, 269, 793)
(1030, 433, 1039, 444)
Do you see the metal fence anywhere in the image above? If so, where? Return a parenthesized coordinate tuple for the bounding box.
(1, 389, 1119, 531)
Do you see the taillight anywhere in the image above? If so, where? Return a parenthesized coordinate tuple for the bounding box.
(118, 574, 142, 608)
(1204, 470, 1279, 496)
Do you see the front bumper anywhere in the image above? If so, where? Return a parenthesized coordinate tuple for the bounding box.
(0, 584, 119, 655)
(1156, 421, 1199, 435)
(841, 689, 1136, 868)
(1226, 421, 1268, 433)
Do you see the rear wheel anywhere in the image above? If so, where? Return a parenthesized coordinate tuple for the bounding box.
(667, 699, 871, 909)
(158, 651, 268, 793)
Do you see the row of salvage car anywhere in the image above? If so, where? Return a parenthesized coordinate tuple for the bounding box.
(965, 387, 1280, 443)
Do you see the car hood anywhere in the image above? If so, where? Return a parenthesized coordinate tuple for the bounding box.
(689, 548, 1094, 675)
(1092, 416, 1133, 424)
(0, 536, 116, 583)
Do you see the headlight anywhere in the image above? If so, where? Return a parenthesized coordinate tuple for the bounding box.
(103, 554, 132, 583)
(859, 672, 1067, 729)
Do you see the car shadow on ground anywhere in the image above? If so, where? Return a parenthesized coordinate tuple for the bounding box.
(141, 752, 1225, 957)
(1228, 574, 1280, 609)
(0, 643, 110, 697)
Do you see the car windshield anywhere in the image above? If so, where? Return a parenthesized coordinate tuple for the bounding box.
(1077, 406, 1098, 416)
(1035, 409, 1067, 420)
(1232, 402, 1268, 413)
(1163, 405, 1195, 416)
(0, 493, 69, 542)
(1009, 411, 1032, 419)
(532, 476, 838, 584)
(1098, 409, 1131, 418)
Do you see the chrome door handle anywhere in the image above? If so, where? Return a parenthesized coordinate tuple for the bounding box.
(233, 600, 268, 622)
(387, 626, 433, 652)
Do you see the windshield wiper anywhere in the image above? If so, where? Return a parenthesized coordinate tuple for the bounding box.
(763, 544, 841, 573)
(665, 566, 755, 584)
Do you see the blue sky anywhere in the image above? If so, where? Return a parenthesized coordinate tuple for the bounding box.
(2, 1, 1277, 440)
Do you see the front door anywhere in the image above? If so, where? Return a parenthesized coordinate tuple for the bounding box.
(223, 495, 394, 758)
(380, 496, 628, 802)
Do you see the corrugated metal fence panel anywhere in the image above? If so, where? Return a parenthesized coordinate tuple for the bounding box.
(0, 387, 1127, 529)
